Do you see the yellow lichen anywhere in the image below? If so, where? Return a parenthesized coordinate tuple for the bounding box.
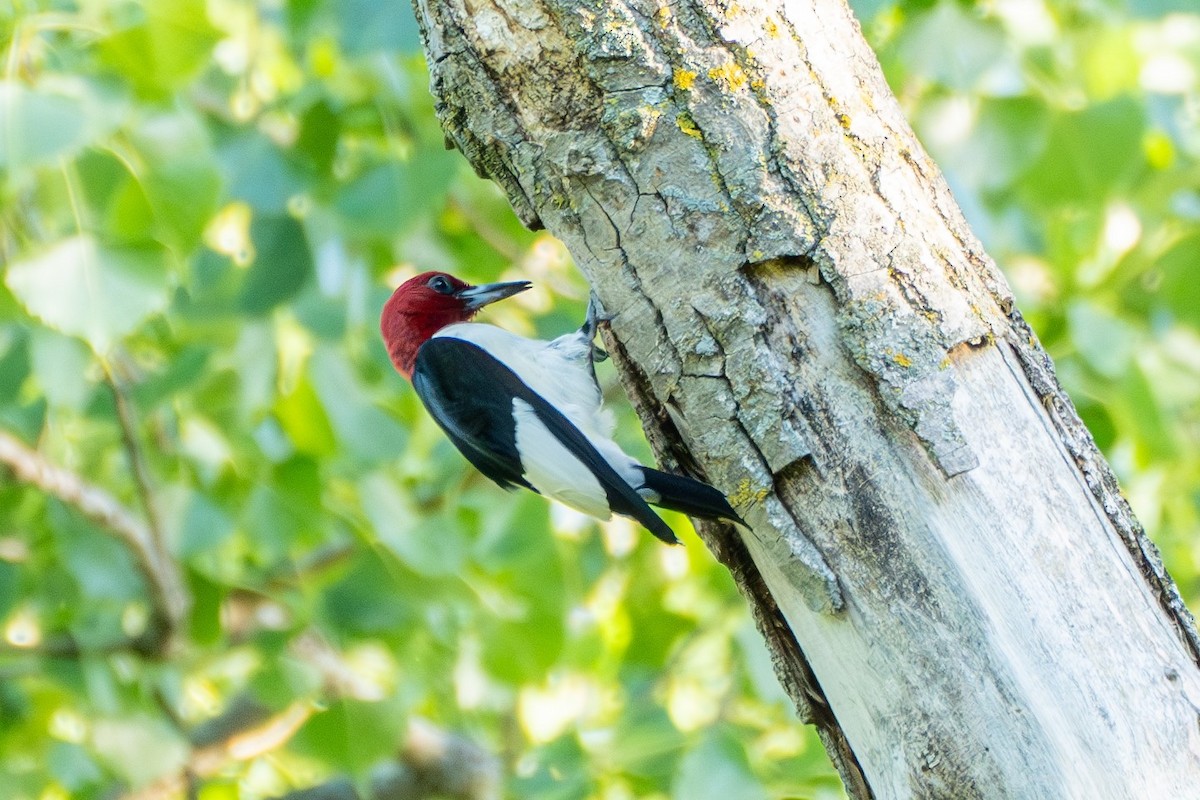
(655, 4, 672, 27)
(765, 17, 779, 37)
(676, 112, 703, 139)
(890, 350, 913, 368)
(837, 112, 851, 130)
(673, 68, 697, 91)
(728, 478, 770, 508)
(707, 61, 747, 91)
(750, 78, 765, 92)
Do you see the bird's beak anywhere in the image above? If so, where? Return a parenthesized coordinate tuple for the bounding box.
(457, 280, 533, 310)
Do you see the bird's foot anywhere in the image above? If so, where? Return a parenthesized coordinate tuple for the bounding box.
(581, 292, 614, 339)
(583, 292, 614, 362)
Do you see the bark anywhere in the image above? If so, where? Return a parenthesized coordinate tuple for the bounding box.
(408, 0, 1200, 796)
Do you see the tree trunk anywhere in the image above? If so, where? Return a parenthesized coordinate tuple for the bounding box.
(408, 0, 1200, 796)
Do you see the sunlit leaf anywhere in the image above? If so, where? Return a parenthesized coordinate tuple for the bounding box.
(5, 235, 172, 352)
(91, 715, 189, 787)
(0, 79, 121, 177)
(28, 328, 94, 411)
(96, 0, 221, 99)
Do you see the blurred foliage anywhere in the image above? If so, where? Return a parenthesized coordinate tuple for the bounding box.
(0, 0, 1196, 799)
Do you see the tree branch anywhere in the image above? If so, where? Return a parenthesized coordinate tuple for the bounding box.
(0, 429, 188, 651)
(118, 628, 499, 800)
(102, 359, 174, 579)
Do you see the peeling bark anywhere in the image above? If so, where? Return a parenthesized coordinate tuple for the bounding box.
(409, 0, 1200, 796)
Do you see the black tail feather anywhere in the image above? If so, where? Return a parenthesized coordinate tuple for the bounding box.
(639, 468, 744, 525)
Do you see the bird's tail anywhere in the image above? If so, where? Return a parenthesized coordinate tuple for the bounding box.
(639, 468, 744, 525)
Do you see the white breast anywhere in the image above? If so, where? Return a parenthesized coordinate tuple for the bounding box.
(434, 322, 645, 516)
(435, 322, 608, 436)
(512, 398, 612, 518)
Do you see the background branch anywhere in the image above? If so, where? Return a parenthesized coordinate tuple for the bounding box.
(0, 429, 189, 650)
(119, 628, 500, 800)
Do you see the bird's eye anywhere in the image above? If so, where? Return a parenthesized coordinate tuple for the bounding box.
(428, 275, 454, 295)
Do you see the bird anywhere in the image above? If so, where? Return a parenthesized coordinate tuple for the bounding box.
(379, 270, 742, 544)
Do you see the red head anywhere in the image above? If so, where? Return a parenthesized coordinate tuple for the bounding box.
(380, 270, 532, 378)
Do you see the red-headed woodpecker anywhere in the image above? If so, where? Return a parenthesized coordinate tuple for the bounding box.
(380, 271, 741, 544)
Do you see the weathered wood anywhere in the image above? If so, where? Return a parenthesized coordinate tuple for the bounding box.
(409, 0, 1200, 796)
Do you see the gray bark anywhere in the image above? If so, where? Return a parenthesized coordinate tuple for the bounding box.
(408, 0, 1200, 796)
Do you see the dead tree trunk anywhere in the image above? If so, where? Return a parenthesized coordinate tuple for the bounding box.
(409, 0, 1200, 796)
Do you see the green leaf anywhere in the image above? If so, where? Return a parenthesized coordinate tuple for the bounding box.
(510, 738, 593, 800)
(48, 743, 105, 792)
(96, 0, 221, 99)
(673, 729, 768, 800)
(944, 97, 1051, 191)
(1129, 0, 1196, 16)
(0, 79, 121, 177)
(333, 0, 422, 54)
(276, 376, 338, 457)
(1019, 97, 1145, 207)
(5, 235, 173, 352)
(291, 699, 406, 772)
(360, 473, 465, 576)
(49, 501, 141, 605)
(239, 215, 314, 314)
(334, 156, 456, 239)
(187, 568, 225, 646)
(608, 701, 686, 782)
(221, 133, 307, 215)
(29, 328, 94, 410)
(1067, 301, 1138, 379)
(0, 329, 32, 406)
(296, 100, 342, 177)
(893, 4, 1012, 92)
(479, 538, 567, 682)
(0, 562, 21, 621)
(127, 112, 223, 251)
(91, 715, 189, 786)
(1151, 233, 1200, 327)
(323, 551, 420, 635)
(181, 494, 236, 559)
(310, 346, 408, 463)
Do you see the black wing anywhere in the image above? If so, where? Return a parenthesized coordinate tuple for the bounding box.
(412, 338, 532, 492)
(412, 337, 680, 544)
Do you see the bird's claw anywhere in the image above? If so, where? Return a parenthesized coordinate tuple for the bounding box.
(585, 293, 614, 367)
(582, 292, 614, 339)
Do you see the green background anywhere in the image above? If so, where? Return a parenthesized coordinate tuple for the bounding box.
(1, 0, 1197, 797)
